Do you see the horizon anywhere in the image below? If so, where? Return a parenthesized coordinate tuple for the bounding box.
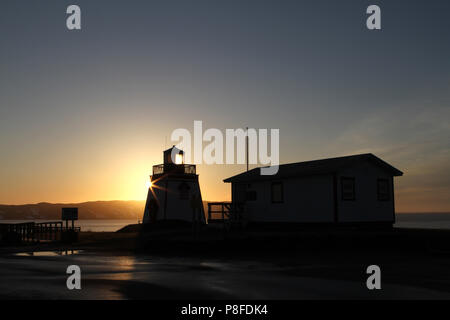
(1, 199, 450, 215)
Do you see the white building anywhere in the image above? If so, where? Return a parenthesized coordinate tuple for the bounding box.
(143, 146, 205, 224)
(223, 154, 403, 225)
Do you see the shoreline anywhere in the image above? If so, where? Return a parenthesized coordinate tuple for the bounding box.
(2, 225, 450, 256)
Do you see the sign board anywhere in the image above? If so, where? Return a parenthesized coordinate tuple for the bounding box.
(62, 207, 78, 221)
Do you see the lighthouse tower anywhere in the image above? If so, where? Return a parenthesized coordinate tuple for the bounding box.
(143, 146, 205, 224)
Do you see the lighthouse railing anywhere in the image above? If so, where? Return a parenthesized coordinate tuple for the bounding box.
(152, 164, 196, 175)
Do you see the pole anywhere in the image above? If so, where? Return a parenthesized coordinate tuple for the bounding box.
(246, 126, 249, 172)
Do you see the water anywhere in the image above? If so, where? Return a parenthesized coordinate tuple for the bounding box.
(1, 215, 450, 299)
(2, 214, 450, 232)
(395, 213, 450, 230)
(1, 252, 449, 299)
(13, 250, 82, 257)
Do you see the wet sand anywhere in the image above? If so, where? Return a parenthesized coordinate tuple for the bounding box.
(1, 226, 450, 299)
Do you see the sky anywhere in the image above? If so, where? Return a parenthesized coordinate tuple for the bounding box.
(0, 0, 449, 212)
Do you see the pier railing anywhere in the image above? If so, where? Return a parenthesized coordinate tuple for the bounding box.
(0, 222, 80, 243)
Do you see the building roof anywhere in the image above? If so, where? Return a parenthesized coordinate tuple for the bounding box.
(164, 145, 183, 155)
(223, 153, 403, 183)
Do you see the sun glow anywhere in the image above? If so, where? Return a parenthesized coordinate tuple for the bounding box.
(145, 180, 153, 189)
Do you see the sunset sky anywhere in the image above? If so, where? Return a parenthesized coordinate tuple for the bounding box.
(0, 0, 449, 212)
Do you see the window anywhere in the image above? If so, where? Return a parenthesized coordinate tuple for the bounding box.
(271, 182, 284, 203)
(341, 177, 355, 201)
(377, 179, 390, 201)
(246, 190, 257, 201)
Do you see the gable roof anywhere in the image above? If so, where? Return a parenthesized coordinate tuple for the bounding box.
(223, 153, 403, 183)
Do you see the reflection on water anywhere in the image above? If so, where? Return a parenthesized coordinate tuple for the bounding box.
(14, 250, 82, 257)
(1, 251, 450, 300)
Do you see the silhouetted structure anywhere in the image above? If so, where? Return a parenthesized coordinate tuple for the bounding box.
(0, 221, 80, 243)
(223, 154, 403, 226)
(143, 146, 205, 224)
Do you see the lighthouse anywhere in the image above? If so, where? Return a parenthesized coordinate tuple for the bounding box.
(143, 146, 205, 224)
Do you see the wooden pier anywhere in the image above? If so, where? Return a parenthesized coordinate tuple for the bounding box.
(0, 221, 80, 243)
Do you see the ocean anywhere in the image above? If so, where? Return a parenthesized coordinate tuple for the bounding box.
(395, 213, 450, 230)
(1, 213, 450, 232)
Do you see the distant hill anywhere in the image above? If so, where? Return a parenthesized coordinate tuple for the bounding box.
(0, 200, 146, 220)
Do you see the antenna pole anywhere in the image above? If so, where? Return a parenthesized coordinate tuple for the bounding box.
(246, 126, 249, 172)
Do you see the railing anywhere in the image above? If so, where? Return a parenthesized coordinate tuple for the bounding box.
(0, 222, 36, 242)
(152, 164, 196, 175)
(207, 202, 244, 224)
(184, 165, 196, 174)
(208, 202, 231, 221)
(0, 222, 80, 243)
(153, 164, 164, 175)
